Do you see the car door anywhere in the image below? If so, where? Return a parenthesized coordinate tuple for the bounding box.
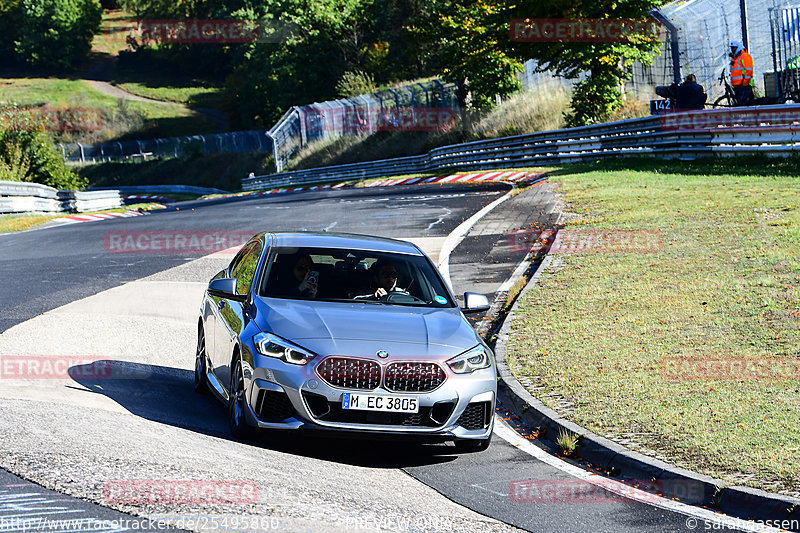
(212, 238, 264, 393)
(203, 268, 230, 391)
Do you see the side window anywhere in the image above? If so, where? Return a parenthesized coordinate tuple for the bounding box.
(230, 241, 263, 295)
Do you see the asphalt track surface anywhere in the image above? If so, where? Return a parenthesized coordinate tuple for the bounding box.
(0, 182, 740, 532)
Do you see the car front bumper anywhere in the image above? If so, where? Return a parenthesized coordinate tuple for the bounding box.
(241, 356, 496, 441)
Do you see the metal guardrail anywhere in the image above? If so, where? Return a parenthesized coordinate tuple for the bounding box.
(0, 180, 123, 214)
(89, 185, 228, 195)
(0, 181, 59, 199)
(60, 130, 272, 165)
(243, 106, 800, 190)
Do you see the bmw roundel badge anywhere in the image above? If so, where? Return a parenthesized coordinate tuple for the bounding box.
(377, 350, 389, 359)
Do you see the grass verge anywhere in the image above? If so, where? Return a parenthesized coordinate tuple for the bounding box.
(506, 156, 800, 495)
(78, 152, 273, 191)
(0, 213, 69, 234)
(0, 204, 160, 234)
(0, 77, 218, 143)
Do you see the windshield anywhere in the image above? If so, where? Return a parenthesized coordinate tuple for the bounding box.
(259, 247, 454, 308)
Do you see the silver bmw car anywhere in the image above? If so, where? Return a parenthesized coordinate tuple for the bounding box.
(195, 232, 496, 451)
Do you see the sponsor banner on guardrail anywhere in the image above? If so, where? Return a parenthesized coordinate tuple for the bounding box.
(103, 480, 259, 504)
(509, 18, 662, 42)
(660, 108, 800, 131)
(104, 230, 254, 254)
(0, 106, 103, 132)
(660, 356, 800, 381)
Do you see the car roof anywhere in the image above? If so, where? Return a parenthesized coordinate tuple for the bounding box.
(269, 232, 424, 255)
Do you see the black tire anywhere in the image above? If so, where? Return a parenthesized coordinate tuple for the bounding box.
(194, 326, 210, 394)
(454, 435, 491, 453)
(713, 94, 735, 108)
(229, 358, 255, 440)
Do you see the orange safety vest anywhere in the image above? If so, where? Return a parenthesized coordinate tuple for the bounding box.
(730, 50, 753, 86)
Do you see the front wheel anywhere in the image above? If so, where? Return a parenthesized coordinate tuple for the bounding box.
(194, 326, 210, 394)
(229, 358, 255, 440)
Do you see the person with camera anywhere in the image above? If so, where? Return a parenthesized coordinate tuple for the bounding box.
(676, 74, 707, 110)
(289, 255, 318, 298)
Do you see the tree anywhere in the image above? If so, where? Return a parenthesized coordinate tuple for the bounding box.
(0, 0, 23, 62)
(14, 0, 103, 69)
(412, 0, 523, 114)
(225, 0, 377, 127)
(512, 0, 664, 125)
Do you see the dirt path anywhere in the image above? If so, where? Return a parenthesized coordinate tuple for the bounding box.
(79, 54, 228, 132)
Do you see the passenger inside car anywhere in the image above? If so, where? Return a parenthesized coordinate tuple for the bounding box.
(270, 253, 319, 298)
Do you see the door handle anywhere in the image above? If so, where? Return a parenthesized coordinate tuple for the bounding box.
(218, 300, 226, 310)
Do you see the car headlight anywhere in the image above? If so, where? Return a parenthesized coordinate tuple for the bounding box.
(447, 345, 492, 374)
(253, 332, 316, 365)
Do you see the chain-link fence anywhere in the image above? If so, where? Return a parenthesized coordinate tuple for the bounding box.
(517, 0, 799, 105)
(270, 80, 460, 172)
(518, 60, 578, 93)
(61, 130, 272, 165)
(632, 0, 799, 102)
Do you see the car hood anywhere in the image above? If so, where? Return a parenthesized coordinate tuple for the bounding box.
(254, 298, 479, 358)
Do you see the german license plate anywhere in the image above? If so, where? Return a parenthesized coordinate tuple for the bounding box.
(342, 393, 419, 413)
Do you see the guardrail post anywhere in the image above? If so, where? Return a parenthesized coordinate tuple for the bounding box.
(433, 80, 446, 108)
(266, 131, 280, 172)
(406, 87, 416, 122)
(417, 82, 430, 107)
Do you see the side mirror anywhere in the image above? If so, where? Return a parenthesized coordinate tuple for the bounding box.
(208, 278, 246, 302)
(461, 292, 490, 314)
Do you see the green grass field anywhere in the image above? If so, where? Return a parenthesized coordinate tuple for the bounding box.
(112, 68, 225, 110)
(0, 77, 218, 142)
(506, 157, 800, 495)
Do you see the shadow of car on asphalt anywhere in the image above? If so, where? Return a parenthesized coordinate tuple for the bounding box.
(68, 360, 460, 469)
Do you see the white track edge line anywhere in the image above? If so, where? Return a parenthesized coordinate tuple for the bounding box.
(493, 420, 780, 533)
(436, 186, 515, 288)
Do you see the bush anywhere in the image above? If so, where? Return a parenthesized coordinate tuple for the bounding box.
(336, 70, 377, 98)
(565, 74, 624, 127)
(0, 112, 87, 190)
(14, 0, 103, 69)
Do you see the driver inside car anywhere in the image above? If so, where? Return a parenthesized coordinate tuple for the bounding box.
(356, 260, 407, 300)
